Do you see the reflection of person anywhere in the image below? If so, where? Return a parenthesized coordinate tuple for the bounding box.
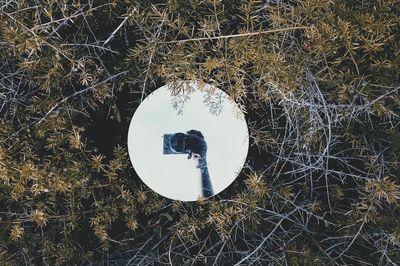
(185, 130, 214, 198)
(170, 130, 213, 197)
(193, 154, 214, 198)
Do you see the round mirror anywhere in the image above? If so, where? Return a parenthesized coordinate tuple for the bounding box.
(127, 81, 249, 201)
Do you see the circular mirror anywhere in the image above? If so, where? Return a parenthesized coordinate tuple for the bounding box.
(127, 81, 249, 201)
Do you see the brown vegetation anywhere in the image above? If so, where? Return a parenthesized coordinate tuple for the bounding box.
(0, 0, 399, 265)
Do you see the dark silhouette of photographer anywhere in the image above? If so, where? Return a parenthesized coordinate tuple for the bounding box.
(164, 130, 214, 197)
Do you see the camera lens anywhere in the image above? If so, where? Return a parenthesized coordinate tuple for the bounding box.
(170, 133, 186, 153)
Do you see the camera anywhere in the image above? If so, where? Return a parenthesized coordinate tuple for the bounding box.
(163, 130, 207, 156)
(163, 133, 188, 154)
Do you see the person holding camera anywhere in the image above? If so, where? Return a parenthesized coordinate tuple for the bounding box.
(169, 130, 214, 198)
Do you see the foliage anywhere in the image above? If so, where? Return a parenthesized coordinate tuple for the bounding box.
(0, 0, 399, 265)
